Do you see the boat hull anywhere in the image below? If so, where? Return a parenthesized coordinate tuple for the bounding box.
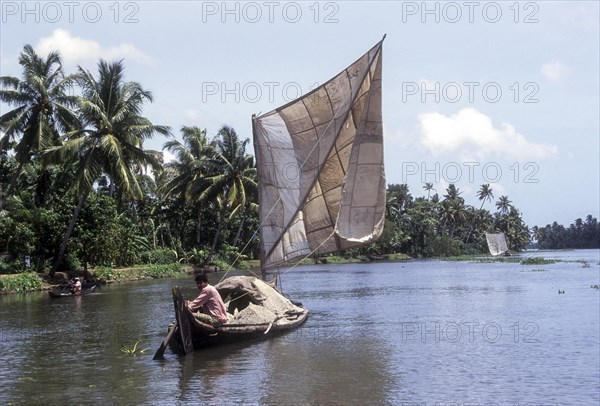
(169, 308, 308, 352)
(168, 277, 308, 353)
(49, 285, 96, 298)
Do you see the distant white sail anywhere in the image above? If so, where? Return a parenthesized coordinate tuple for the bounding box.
(253, 38, 386, 270)
(486, 233, 509, 256)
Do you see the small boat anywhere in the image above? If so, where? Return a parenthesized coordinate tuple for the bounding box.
(367, 254, 388, 261)
(168, 276, 308, 354)
(49, 285, 96, 298)
(157, 37, 385, 358)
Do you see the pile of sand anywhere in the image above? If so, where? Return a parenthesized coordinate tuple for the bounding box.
(216, 276, 303, 325)
(228, 302, 276, 325)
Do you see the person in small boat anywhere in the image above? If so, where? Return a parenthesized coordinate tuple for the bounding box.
(187, 273, 228, 326)
(69, 277, 82, 295)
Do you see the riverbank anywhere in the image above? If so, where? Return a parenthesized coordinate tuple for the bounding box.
(0, 263, 187, 294)
(0, 253, 415, 294)
(12, 251, 580, 295)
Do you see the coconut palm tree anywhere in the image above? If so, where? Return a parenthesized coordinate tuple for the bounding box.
(200, 126, 257, 254)
(423, 182, 435, 200)
(230, 182, 258, 247)
(159, 126, 216, 247)
(439, 184, 465, 237)
(476, 183, 494, 210)
(443, 184, 463, 203)
(504, 206, 530, 250)
(0, 45, 79, 209)
(388, 183, 412, 214)
(44, 60, 170, 274)
(464, 183, 494, 243)
(160, 126, 213, 202)
(495, 195, 512, 215)
(448, 198, 467, 238)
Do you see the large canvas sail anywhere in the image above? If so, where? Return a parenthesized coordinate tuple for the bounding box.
(486, 233, 509, 256)
(253, 38, 386, 270)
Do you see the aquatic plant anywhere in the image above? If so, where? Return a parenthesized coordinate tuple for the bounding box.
(121, 339, 150, 355)
(520, 257, 557, 265)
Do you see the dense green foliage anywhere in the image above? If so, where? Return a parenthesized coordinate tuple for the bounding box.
(1, 46, 597, 278)
(0, 272, 43, 293)
(379, 183, 530, 258)
(532, 216, 600, 249)
(92, 263, 182, 282)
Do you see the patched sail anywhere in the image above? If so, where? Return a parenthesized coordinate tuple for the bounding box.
(253, 38, 386, 270)
(486, 233, 509, 256)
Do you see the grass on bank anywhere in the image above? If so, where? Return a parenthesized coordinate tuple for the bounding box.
(2, 251, 595, 294)
(92, 263, 184, 282)
(0, 272, 44, 293)
(0, 263, 186, 294)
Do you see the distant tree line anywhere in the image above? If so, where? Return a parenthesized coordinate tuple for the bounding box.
(532, 216, 600, 249)
(373, 183, 529, 258)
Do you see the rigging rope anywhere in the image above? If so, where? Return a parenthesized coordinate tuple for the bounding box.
(219, 68, 361, 284)
(217, 40, 384, 285)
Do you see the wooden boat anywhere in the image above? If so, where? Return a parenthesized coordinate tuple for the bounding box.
(168, 276, 308, 354)
(367, 254, 388, 261)
(157, 37, 386, 358)
(49, 285, 96, 298)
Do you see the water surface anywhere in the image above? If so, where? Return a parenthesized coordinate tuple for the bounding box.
(1, 249, 598, 405)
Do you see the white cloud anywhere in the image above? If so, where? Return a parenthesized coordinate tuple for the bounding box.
(540, 61, 571, 83)
(35, 29, 151, 66)
(418, 108, 557, 160)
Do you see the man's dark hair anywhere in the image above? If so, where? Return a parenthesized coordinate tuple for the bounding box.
(194, 273, 208, 283)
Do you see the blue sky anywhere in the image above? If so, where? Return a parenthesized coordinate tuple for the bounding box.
(1, 1, 598, 228)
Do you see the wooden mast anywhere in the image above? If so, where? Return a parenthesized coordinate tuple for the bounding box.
(251, 114, 268, 281)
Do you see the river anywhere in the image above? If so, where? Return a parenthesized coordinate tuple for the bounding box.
(1, 249, 599, 405)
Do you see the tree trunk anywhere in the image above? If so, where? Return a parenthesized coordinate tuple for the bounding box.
(0, 161, 25, 211)
(210, 209, 225, 258)
(36, 255, 45, 273)
(50, 192, 88, 276)
(195, 204, 202, 247)
(211, 222, 223, 254)
(232, 209, 247, 247)
(152, 219, 157, 250)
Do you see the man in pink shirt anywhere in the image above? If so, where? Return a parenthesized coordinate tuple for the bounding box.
(187, 273, 228, 326)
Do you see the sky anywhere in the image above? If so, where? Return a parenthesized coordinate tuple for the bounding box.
(1, 1, 599, 229)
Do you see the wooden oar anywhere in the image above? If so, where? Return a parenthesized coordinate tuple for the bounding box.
(153, 321, 178, 360)
(60, 280, 71, 294)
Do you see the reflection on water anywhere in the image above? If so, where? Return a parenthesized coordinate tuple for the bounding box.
(1, 250, 599, 405)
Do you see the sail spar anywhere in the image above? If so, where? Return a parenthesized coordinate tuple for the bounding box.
(252, 38, 386, 270)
